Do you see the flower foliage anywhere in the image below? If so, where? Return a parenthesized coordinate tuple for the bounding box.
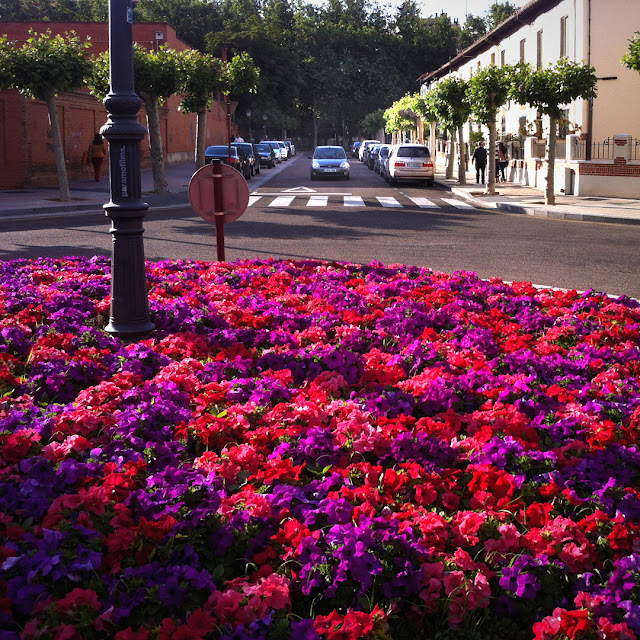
(2, 256, 640, 640)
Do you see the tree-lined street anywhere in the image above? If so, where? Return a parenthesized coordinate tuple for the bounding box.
(2, 156, 639, 298)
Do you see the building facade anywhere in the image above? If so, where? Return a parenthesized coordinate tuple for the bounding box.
(419, 0, 640, 197)
(0, 21, 231, 190)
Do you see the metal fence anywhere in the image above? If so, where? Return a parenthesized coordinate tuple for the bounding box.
(524, 137, 640, 161)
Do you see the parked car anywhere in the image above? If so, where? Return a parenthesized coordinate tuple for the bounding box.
(359, 139, 380, 162)
(310, 146, 350, 180)
(284, 141, 296, 157)
(367, 144, 382, 170)
(275, 141, 289, 160)
(374, 145, 390, 175)
(380, 145, 395, 181)
(253, 142, 277, 168)
(387, 143, 434, 187)
(204, 145, 252, 179)
(231, 142, 260, 176)
(261, 141, 283, 163)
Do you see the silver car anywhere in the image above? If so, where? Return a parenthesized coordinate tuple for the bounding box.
(387, 144, 434, 187)
(310, 146, 350, 180)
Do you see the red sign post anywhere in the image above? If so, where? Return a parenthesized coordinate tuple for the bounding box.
(188, 161, 250, 261)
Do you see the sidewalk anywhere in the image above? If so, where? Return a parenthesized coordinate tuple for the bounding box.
(435, 163, 640, 225)
(2, 158, 640, 224)
(0, 160, 289, 220)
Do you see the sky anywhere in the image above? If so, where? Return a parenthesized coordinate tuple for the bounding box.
(414, 0, 529, 23)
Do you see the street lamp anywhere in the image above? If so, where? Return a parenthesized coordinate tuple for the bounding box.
(101, 0, 154, 337)
(246, 109, 252, 142)
(263, 113, 267, 139)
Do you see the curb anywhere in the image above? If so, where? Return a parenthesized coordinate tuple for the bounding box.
(440, 182, 640, 226)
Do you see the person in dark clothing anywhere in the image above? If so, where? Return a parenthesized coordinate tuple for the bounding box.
(471, 141, 487, 184)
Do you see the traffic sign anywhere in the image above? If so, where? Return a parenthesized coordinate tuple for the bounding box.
(188, 162, 250, 224)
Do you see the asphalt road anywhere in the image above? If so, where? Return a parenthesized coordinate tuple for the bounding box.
(3, 154, 640, 298)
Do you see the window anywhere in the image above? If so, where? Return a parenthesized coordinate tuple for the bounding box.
(491, 53, 496, 66)
(560, 15, 568, 57)
(520, 39, 526, 62)
(501, 50, 506, 66)
(537, 30, 543, 68)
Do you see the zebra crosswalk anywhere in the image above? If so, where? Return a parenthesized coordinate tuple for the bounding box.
(248, 193, 477, 211)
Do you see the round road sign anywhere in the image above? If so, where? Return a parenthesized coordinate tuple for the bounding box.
(188, 162, 250, 224)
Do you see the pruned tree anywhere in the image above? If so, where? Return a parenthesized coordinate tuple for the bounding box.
(384, 93, 425, 142)
(467, 64, 514, 194)
(174, 50, 224, 169)
(428, 76, 471, 183)
(511, 59, 597, 205)
(0, 30, 92, 201)
(90, 46, 179, 194)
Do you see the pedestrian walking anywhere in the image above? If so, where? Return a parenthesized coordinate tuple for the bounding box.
(496, 141, 508, 182)
(89, 133, 107, 182)
(471, 141, 487, 184)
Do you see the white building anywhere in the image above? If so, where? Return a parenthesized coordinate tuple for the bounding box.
(419, 0, 640, 197)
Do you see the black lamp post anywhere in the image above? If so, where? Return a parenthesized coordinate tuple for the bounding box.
(101, 0, 154, 337)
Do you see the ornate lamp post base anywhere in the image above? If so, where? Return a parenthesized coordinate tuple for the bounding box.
(102, 0, 154, 337)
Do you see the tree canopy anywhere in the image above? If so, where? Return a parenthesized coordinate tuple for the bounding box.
(622, 32, 640, 75)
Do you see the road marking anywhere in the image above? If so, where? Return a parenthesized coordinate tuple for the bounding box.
(307, 196, 328, 206)
(269, 196, 295, 207)
(344, 195, 365, 206)
(408, 197, 439, 208)
(442, 198, 475, 209)
(377, 196, 402, 208)
(284, 186, 317, 192)
(248, 196, 262, 207)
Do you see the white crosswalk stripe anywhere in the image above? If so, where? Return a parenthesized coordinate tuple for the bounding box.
(247, 193, 478, 210)
(408, 197, 439, 208)
(442, 198, 475, 209)
(269, 196, 295, 207)
(376, 196, 403, 208)
(307, 196, 328, 206)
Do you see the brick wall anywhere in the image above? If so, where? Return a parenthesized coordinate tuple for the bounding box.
(0, 21, 230, 190)
(579, 158, 640, 178)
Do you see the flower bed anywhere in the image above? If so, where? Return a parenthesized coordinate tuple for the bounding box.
(1, 256, 640, 640)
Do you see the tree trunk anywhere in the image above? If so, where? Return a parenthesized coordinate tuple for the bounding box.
(486, 120, 497, 195)
(446, 130, 455, 179)
(457, 126, 466, 184)
(195, 108, 207, 170)
(312, 110, 318, 149)
(44, 89, 71, 201)
(142, 93, 169, 194)
(545, 116, 557, 206)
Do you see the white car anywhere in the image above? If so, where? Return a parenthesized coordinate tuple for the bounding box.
(261, 141, 283, 163)
(359, 139, 381, 162)
(387, 144, 434, 187)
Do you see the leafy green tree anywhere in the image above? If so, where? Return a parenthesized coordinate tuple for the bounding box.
(459, 14, 487, 49)
(485, 2, 516, 31)
(135, 0, 222, 51)
(429, 76, 471, 182)
(90, 46, 180, 194)
(0, 0, 107, 21)
(0, 30, 92, 201)
(174, 50, 224, 169)
(622, 32, 640, 75)
(511, 59, 597, 204)
(467, 64, 514, 194)
(360, 109, 385, 138)
(384, 93, 426, 141)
